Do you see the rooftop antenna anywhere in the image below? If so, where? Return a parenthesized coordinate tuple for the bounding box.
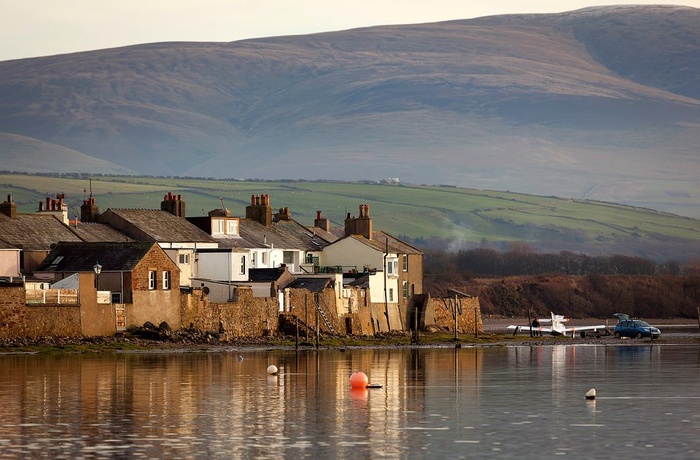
(220, 197, 227, 212)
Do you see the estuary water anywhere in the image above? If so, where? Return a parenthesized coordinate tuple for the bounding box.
(0, 344, 698, 459)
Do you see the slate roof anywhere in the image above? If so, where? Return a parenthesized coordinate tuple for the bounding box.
(0, 238, 18, 249)
(335, 231, 422, 255)
(68, 222, 133, 242)
(214, 218, 333, 251)
(99, 209, 216, 243)
(35, 241, 158, 272)
(0, 213, 82, 250)
(286, 277, 331, 293)
(248, 268, 288, 282)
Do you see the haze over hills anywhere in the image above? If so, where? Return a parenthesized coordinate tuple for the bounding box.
(0, 5, 699, 217)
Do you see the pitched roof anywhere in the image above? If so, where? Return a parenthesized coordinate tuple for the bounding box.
(99, 209, 217, 243)
(0, 238, 18, 249)
(68, 222, 133, 242)
(0, 213, 82, 250)
(35, 241, 159, 272)
(287, 277, 331, 293)
(215, 218, 333, 251)
(371, 231, 422, 255)
(248, 267, 288, 282)
(333, 231, 422, 255)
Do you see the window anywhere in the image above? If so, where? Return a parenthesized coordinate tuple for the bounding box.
(283, 251, 294, 264)
(387, 258, 398, 276)
(262, 252, 267, 264)
(240, 256, 246, 275)
(111, 292, 122, 304)
(148, 271, 156, 290)
(227, 219, 239, 236)
(403, 254, 408, 272)
(179, 253, 190, 265)
(163, 271, 171, 290)
(251, 252, 256, 267)
(402, 281, 408, 298)
(389, 288, 394, 302)
(213, 218, 224, 235)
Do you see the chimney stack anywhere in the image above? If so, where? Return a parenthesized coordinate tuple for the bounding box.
(81, 195, 100, 223)
(344, 203, 372, 239)
(246, 194, 273, 227)
(160, 192, 186, 217)
(0, 194, 17, 219)
(314, 210, 330, 232)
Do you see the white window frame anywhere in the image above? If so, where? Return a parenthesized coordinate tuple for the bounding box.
(148, 270, 156, 290)
(402, 280, 408, 298)
(163, 271, 170, 290)
(226, 219, 239, 236)
(403, 254, 408, 272)
(179, 253, 190, 265)
(240, 256, 246, 275)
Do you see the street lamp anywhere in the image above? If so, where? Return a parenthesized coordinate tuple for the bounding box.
(93, 261, 102, 290)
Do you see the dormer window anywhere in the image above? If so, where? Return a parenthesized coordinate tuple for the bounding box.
(212, 218, 224, 236)
(226, 219, 239, 236)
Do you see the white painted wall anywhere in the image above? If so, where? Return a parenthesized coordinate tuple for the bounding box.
(196, 251, 248, 282)
(320, 238, 385, 273)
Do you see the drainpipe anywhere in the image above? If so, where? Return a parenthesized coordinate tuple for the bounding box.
(384, 238, 390, 331)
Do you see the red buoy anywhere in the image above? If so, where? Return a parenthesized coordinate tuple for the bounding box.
(349, 372, 369, 389)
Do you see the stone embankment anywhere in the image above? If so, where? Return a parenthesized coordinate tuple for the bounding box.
(1, 318, 698, 352)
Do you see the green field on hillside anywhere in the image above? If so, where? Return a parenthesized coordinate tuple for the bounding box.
(2, 174, 699, 260)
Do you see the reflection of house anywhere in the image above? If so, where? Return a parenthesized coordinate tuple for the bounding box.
(34, 241, 181, 335)
(96, 193, 218, 286)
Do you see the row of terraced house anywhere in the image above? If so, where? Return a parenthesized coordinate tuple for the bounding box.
(0, 191, 480, 339)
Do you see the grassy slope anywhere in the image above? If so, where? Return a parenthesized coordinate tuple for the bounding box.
(3, 174, 699, 261)
(0, 7, 699, 218)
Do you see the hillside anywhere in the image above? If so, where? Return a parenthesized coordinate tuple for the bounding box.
(0, 5, 699, 217)
(2, 174, 699, 262)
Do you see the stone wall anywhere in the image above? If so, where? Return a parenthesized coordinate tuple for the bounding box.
(181, 286, 280, 338)
(0, 284, 81, 338)
(25, 305, 81, 337)
(0, 285, 27, 338)
(286, 287, 343, 334)
(425, 296, 483, 334)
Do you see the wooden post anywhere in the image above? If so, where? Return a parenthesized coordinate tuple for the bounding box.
(453, 293, 458, 340)
(315, 293, 320, 349)
(528, 309, 532, 338)
(474, 307, 478, 338)
(295, 315, 299, 349)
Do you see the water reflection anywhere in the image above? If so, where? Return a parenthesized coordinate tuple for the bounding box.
(0, 345, 698, 458)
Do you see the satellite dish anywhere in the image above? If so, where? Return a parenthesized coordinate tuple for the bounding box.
(202, 286, 210, 295)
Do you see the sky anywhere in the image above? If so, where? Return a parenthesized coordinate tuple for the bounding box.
(2, 1, 699, 62)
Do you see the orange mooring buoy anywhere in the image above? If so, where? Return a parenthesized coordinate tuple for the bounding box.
(350, 372, 369, 389)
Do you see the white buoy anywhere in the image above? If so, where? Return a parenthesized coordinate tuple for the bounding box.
(585, 388, 596, 400)
(267, 365, 278, 375)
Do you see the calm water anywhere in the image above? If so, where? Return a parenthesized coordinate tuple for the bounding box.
(0, 344, 698, 459)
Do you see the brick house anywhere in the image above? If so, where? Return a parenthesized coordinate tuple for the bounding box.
(34, 241, 181, 335)
(96, 193, 218, 287)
